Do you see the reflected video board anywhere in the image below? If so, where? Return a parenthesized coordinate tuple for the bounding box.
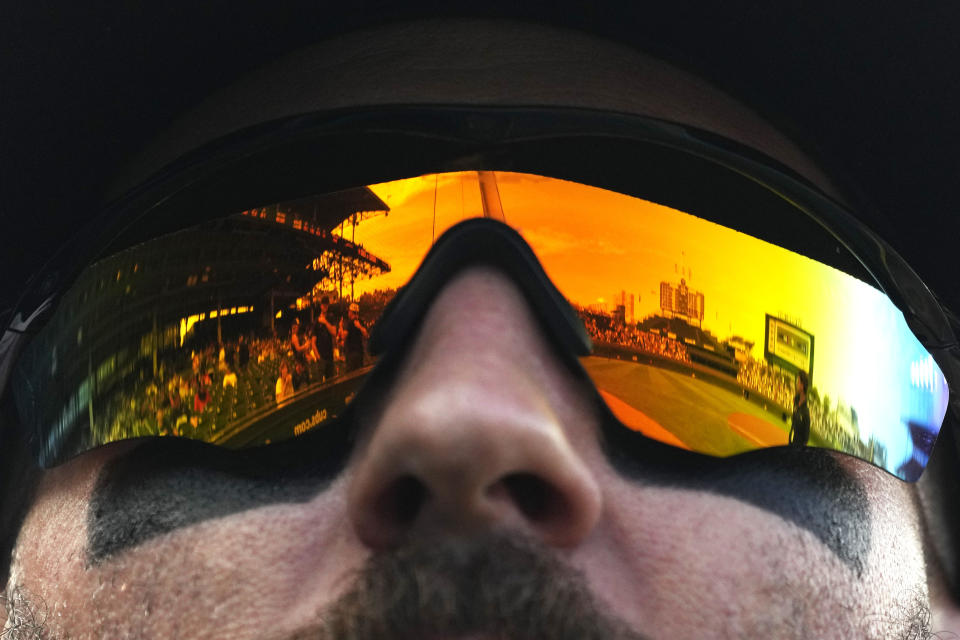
(764, 314, 814, 376)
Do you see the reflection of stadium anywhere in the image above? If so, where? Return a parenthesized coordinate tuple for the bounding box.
(22, 171, 887, 470)
(24, 188, 391, 465)
(580, 301, 883, 465)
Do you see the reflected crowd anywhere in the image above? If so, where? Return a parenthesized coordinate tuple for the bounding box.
(736, 358, 793, 409)
(91, 293, 878, 464)
(808, 394, 878, 462)
(736, 358, 875, 458)
(93, 290, 399, 448)
(92, 312, 372, 450)
(97, 334, 317, 447)
(579, 311, 691, 364)
(579, 309, 877, 460)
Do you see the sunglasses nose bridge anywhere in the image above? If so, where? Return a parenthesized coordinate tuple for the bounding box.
(347, 267, 603, 550)
(369, 218, 592, 361)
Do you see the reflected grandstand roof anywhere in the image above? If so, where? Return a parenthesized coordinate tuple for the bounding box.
(97, 186, 388, 261)
(89, 211, 387, 326)
(277, 188, 388, 229)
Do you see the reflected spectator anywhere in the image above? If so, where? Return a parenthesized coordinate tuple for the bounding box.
(315, 296, 337, 380)
(237, 334, 250, 369)
(789, 370, 810, 448)
(275, 360, 294, 404)
(343, 302, 368, 372)
(290, 317, 310, 387)
(305, 324, 319, 363)
(222, 365, 237, 389)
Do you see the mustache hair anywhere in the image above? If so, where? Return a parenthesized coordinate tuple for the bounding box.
(2, 536, 935, 640)
(286, 532, 647, 640)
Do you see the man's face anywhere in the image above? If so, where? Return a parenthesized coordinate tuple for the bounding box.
(3, 267, 934, 639)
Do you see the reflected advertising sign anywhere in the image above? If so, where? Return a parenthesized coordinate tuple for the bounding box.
(764, 315, 814, 376)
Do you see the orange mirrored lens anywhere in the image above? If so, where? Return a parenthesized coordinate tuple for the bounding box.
(16, 172, 949, 481)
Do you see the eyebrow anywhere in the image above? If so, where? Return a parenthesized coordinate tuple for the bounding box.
(86, 421, 353, 564)
(85, 361, 403, 564)
(601, 421, 871, 576)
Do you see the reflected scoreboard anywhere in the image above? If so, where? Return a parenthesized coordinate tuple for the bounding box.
(764, 315, 814, 377)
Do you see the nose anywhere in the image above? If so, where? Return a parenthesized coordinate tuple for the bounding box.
(347, 267, 603, 551)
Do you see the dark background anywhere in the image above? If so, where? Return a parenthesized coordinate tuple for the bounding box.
(1, 2, 958, 318)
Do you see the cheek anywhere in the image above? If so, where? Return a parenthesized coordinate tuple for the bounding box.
(572, 461, 929, 638)
(9, 451, 105, 633)
(10, 463, 366, 640)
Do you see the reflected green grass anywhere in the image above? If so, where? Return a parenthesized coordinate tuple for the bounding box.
(583, 357, 789, 457)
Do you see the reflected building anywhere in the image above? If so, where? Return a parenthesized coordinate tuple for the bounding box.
(660, 278, 704, 324)
(610, 290, 635, 325)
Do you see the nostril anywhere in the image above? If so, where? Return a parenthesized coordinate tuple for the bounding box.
(376, 475, 428, 526)
(501, 473, 565, 523)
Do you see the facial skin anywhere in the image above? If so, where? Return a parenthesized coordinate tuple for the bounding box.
(2, 267, 941, 639)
